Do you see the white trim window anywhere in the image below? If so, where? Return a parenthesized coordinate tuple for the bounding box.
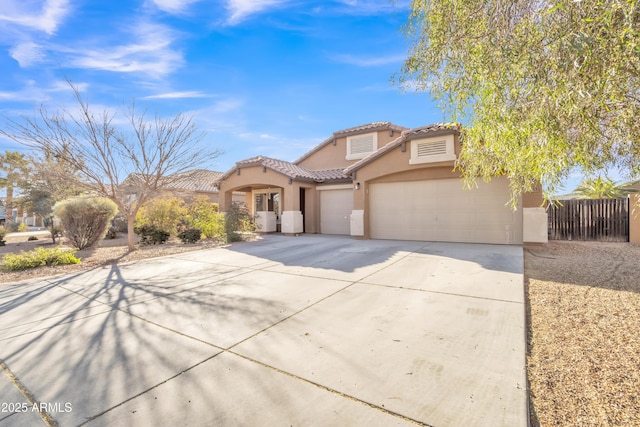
(346, 132, 377, 160)
(410, 134, 456, 164)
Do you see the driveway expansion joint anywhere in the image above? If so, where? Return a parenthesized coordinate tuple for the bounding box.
(1, 359, 58, 426)
(226, 350, 433, 427)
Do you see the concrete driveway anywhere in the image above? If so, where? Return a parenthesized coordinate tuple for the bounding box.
(0, 235, 527, 426)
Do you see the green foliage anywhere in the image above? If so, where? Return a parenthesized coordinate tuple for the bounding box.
(134, 225, 170, 245)
(399, 0, 640, 202)
(1, 247, 81, 272)
(224, 202, 256, 242)
(135, 197, 187, 236)
(17, 222, 27, 232)
(4, 221, 19, 232)
(0, 151, 30, 215)
(54, 197, 118, 250)
(185, 197, 225, 240)
(111, 214, 128, 233)
(177, 228, 202, 244)
(572, 176, 630, 199)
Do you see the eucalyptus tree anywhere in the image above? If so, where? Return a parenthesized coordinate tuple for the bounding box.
(399, 0, 640, 202)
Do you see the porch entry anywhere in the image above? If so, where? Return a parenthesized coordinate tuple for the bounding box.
(254, 189, 281, 232)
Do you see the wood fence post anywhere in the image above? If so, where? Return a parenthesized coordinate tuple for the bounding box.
(630, 194, 640, 244)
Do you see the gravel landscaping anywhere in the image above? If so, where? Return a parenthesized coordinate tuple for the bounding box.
(525, 241, 640, 426)
(0, 232, 227, 284)
(2, 233, 639, 425)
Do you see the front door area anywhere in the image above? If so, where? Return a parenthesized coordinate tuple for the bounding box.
(254, 189, 281, 232)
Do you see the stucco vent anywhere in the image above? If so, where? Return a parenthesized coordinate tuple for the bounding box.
(417, 140, 447, 157)
(350, 135, 374, 155)
(346, 132, 378, 160)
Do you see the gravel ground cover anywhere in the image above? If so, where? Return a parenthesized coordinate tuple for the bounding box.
(525, 241, 640, 426)
(0, 232, 226, 284)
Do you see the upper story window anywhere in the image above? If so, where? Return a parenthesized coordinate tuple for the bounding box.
(409, 134, 456, 165)
(346, 132, 377, 160)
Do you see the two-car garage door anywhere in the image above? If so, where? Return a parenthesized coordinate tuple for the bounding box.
(369, 177, 522, 244)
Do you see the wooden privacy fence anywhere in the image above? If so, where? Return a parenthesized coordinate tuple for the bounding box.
(548, 198, 629, 242)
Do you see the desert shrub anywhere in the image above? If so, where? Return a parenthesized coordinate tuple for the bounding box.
(185, 197, 225, 240)
(5, 221, 19, 232)
(135, 197, 187, 236)
(50, 226, 63, 238)
(134, 225, 170, 245)
(177, 228, 202, 243)
(28, 235, 38, 241)
(0, 226, 6, 246)
(111, 214, 128, 233)
(54, 197, 118, 250)
(1, 247, 81, 271)
(104, 227, 118, 239)
(225, 202, 257, 242)
(17, 222, 28, 232)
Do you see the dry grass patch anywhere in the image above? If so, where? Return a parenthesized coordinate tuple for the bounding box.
(525, 241, 640, 426)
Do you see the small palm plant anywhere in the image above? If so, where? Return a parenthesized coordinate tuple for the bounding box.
(572, 176, 630, 199)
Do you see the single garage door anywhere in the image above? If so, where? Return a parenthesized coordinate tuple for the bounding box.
(369, 177, 522, 244)
(320, 189, 353, 235)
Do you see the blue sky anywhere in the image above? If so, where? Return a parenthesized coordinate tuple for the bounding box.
(0, 0, 446, 173)
(0, 0, 627, 196)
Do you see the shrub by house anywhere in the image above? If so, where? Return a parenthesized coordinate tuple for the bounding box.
(54, 197, 118, 250)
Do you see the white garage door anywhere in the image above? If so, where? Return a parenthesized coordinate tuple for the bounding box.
(369, 177, 522, 244)
(320, 189, 353, 235)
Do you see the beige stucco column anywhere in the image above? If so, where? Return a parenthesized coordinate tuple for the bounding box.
(350, 181, 365, 236)
(281, 182, 303, 234)
(218, 187, 233, 213)
(630, 194, 640, 244)
(522, 186, 548, 243)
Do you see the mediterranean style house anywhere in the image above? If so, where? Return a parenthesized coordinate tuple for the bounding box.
(215, 122, 549, 244)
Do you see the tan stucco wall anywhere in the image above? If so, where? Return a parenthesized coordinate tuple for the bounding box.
(297, 129, 400, 170)
(522, 185, 544, 208)
(352, 136, 460, 211)
(630, 193, 640, 244)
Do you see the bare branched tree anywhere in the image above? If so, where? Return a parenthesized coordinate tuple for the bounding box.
(0, 81, 221, 251)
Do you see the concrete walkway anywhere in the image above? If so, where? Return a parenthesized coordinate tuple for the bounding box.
(0, 235, 527, 426)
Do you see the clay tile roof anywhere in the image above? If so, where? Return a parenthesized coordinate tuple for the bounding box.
(166, 169, 223, 193)
(344, 123, 460, 175)
(293, 121, 408, 165)
(219, 156, 350, 183)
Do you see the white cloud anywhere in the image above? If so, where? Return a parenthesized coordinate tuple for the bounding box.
(0, 0, 70, 34)
(0, 79, 89, 102)
(334, 0, 409, 15)
(151, 0, 201, 14)
(226, 0, 287, 25)
(207, 98, 245, 115)
(142, 91, 208, 100)
(66, 22, 184, 78)
(331, 53, 406, 67)
(9, 41, 45, 67)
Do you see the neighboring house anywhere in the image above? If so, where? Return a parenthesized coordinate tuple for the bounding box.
(0, 198, 5, 225)
(216, 122, 548, 244)
(121, 169, 245, 205)
(164, 169, 245, 204)
(621, 179, 640, 194)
